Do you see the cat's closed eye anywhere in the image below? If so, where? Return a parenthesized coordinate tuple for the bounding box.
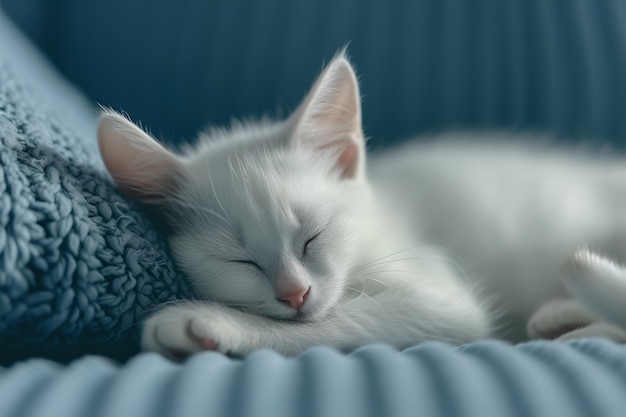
(303, 232, 322, 257)
(232, 260, 263, 272)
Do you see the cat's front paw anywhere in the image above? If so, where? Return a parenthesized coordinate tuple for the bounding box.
(142, 303, 251, 360)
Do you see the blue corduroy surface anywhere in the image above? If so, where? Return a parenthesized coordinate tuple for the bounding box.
(0, 14, 191, 362)
(2, 340, 626, 417)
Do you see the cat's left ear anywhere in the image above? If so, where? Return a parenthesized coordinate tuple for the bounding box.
(97, 109, 181, 203)
(290, 53, 365, 179)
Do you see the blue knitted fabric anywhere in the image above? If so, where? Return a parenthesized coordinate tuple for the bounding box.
(0, 63, 191, 364)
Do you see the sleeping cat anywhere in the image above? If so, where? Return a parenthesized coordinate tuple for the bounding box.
(97, 52, 626, 359)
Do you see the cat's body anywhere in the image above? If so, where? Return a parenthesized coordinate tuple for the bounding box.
(371, 137, 626, 341)
(98, 53, 626, 359)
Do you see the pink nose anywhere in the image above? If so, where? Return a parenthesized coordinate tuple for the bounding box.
(277, 286, 311, 309)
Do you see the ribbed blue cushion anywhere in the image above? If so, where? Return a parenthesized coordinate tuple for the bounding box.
(2, 340, 626, 417)
(0, 8, 191, 364)
(5, 0, 626, 148)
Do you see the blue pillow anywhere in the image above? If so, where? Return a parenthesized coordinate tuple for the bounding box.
(0, 9, 191, 364)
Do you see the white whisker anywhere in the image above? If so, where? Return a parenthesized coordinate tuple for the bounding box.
(352, 245, 428, 271)
(344, 286, 383, 310)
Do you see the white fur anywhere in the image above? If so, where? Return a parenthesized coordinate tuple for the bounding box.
(369, 137, 626, 341)
(561, 250, 626, 331)
(99, 53, 626, 360)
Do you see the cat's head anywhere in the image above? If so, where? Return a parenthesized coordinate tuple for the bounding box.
(97, 53, 370, 321)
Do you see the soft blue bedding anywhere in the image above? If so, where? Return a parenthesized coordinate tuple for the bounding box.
(2, 341, 626, 417)
(0, 9, 190, 364)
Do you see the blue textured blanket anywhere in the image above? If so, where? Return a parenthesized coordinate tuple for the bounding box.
(0, 61, 190, 363)
(2, 341, 626, 417)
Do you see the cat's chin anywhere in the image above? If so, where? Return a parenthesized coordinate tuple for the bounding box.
(290, 310, 326, 323)
(262, 302, 335, 323)
(294, 302, 337, 322)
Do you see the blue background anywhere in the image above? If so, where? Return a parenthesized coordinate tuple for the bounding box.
(5, 0, 626, 148)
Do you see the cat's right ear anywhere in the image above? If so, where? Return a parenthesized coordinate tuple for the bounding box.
(97, 110, 181, 203)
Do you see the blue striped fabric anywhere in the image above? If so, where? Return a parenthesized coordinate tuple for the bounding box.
(1, 340, 625, 417)
(5, 0, 626, 147)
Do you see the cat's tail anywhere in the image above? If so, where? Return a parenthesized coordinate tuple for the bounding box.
(562, 249, 626, 329)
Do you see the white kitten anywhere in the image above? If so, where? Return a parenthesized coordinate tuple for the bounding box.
(98, 53, 626, 359)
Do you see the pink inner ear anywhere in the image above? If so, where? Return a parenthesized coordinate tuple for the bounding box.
(338, 142, 359, 178)
(97, 112, 181, 202)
